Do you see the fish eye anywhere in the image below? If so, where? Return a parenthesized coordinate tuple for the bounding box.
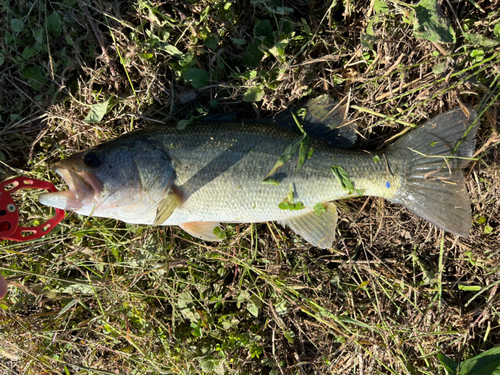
(83, 152, 102, 168)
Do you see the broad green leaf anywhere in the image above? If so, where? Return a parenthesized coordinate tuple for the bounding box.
(278, 201, 304, 211)
(204, 35, 219, 50)
(459, 347, 500, 375)
(412, 0, 456, 44)
(177, 290, 200, 323)
(4, 31, 14, 45)
(372, 155, 381, 163)
(190, 323, 202, 337)
(367, 20, 375, 35)
(484, 225, 493, 234)
(34, 28, 44, 44)
(254, 19, 273, 40)
(247, 303, 259, 317)
(476, 216, 487, 224)
(433, 61, 447, 74)
(274, 299, 288, 315)
(10, 19, 24, 32)
(212, 227, 226, 240)
(266, 134, 305, 177)
(464, 33, 499, 48)
(198, 356, 224, 375)
(243, 86, 265, 102)
(22, 44, 41, 60)
(84, 98, 111, 123)
(471, 49, 485, 63)
(268, 38, 289, 62)
(331, 164, 362, 196)
(313, 203, 326, 216)
(184, 68, 209, 89)
(437, 353, 458, 375)
(275, 6, 294, 15)
(242, 41, 264, 67)
(138, 52, 154, 60)
(177, 119, 191, 130)
(374, 0, 389, 13)
(178, 50, 196, 68)
(47, 13, 62, 38)
(495, 24, 500, 37)
(159, 43, 184, 58)
(412, 253, 435, 285)
(231, 38, 247, 46)
(22, 65, 45, 91)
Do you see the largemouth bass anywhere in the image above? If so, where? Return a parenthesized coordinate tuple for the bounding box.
(39, 97, 478, 248)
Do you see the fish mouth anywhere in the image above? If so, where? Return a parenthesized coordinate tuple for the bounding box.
(39, 161, 103, 211)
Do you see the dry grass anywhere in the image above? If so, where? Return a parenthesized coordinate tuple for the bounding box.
(1, 0, 499, 374)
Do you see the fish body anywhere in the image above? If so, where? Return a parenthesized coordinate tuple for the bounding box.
(39, 99, 478, 248)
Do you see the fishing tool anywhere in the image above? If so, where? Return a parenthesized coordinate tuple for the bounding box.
(0, 177, 65, 242)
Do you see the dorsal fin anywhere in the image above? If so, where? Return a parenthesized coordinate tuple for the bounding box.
(274, 95, 357, 148)
(200, 95, 357, 147)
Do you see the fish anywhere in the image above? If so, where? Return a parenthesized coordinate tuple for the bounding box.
(39, 97, 479, 248)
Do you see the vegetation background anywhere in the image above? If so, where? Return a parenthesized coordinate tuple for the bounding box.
(1, 0, 499, 373)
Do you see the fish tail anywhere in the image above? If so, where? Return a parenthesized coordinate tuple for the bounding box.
(388, 106, 479, 236)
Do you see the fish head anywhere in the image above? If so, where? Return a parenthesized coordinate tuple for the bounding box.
(39, 139, 176, 222)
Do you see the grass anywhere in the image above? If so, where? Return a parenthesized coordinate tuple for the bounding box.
(1, 0, 500, 373)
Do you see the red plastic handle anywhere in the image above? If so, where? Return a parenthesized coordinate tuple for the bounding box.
(0, 177, 65, 242)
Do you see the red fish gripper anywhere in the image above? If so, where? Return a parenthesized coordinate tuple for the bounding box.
(0, 177, 65, 242)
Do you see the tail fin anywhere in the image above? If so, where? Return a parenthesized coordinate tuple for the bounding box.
(388, 106, 479, 237)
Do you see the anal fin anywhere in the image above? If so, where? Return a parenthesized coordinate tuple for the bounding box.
(180, 222, 223, 241)
(279, 202, 338, 248)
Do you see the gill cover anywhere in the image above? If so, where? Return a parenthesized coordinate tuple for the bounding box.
(122, 140, 180, 223)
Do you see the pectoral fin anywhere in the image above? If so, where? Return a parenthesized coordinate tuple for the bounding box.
(279, 202, 338, 248)
(180, 222, 223, 241)
(153, 187, 183, 225)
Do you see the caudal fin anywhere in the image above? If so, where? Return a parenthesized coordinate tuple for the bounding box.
(388, 106, 478, 237)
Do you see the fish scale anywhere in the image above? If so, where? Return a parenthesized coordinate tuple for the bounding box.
(158, 121, 395, 224)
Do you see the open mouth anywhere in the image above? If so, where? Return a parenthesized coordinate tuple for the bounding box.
(39, 162, 103, 211)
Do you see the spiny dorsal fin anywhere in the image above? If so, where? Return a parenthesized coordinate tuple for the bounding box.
(278, 202, 338, 248)
(274, 95, 357, 148)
